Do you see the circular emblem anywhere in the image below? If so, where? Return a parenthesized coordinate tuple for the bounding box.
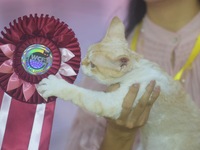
(21, 44, 53, 75)
(0, 14, 81, 104)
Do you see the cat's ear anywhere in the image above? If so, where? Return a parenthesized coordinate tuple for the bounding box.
(103, 16, 126, 42)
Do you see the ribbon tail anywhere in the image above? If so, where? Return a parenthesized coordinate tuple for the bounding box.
(23, 82, 36, 101)
(59, 63, 77, 76)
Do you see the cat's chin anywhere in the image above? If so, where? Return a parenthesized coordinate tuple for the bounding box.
(81, 66, 90, 75)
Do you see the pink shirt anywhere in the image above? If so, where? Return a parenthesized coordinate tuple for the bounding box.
(132, 12, 200, 106)
(66, 12, 200, 150)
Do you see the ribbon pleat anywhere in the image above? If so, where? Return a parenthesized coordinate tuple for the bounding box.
(0, 44, 15, 58)
(0, 59, 14, 73)
(59, 63, 77, 76)
(7, 73, 23, 91)
(59, 48, 75, 62)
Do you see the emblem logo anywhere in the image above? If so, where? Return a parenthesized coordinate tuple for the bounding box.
(21, 44, 53, 75)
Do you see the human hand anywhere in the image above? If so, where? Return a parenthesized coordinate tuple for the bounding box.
(100, 81, 160, 150)
(106, 80, 160, 134)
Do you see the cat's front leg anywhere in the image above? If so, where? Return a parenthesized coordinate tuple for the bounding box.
(37, 75, 70, 99)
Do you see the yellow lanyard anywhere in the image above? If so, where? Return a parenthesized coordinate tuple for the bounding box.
(130, 23, 200, 81)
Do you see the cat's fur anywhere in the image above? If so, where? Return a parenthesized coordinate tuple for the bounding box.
(37, 17, 200, 150)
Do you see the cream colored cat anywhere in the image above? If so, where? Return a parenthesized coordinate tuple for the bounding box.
(37, 17, 200, 150)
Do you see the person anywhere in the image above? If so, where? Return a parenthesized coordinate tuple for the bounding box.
(66, 0, 200, 149)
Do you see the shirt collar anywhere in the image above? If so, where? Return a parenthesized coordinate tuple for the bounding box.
(141, 11, 200, 44)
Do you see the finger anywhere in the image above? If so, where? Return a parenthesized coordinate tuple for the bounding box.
(149, 86, 160, 105)
(135, 107, 150, 127)
(122, 84, 140, 109)
(128, 81, 156, 120)
(128, 106, 143, 126)
(128, 82, 159, 126)
(139, 80, 156, 106)
(118, 84, 139, 121)
(136, 93, 159, 127)
(139, 85, 160, 110)
(128, 102, 151, 128)
(106, 83, 120, 92)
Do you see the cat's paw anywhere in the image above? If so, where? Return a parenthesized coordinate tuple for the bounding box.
(37, 75, 66, 99)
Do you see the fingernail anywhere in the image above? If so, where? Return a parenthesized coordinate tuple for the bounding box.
(133, 83, 139, 88)
(154, 86, 161, 92)
(150, 80, 156, 86)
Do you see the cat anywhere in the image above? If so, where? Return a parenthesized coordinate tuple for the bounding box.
(37, 17, 200, 150)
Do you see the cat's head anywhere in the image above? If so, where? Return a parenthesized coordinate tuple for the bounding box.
(81, 17, 141, 85)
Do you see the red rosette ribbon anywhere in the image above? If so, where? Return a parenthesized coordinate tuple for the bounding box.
(0, 14, 81, 104)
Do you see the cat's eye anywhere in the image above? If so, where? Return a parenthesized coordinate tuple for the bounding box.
(90, 62, 96, 68)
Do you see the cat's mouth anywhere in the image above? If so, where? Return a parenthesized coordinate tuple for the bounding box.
(81, 64, 91, 76)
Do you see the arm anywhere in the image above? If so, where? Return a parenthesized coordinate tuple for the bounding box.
(100, 81, 160, 150)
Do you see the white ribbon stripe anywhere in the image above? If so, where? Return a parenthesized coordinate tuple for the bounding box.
(0, 93, 12, 146)
(28, 103, 46, 150)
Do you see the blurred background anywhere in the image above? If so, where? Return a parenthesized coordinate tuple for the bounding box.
(0, 0, 129, 149)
